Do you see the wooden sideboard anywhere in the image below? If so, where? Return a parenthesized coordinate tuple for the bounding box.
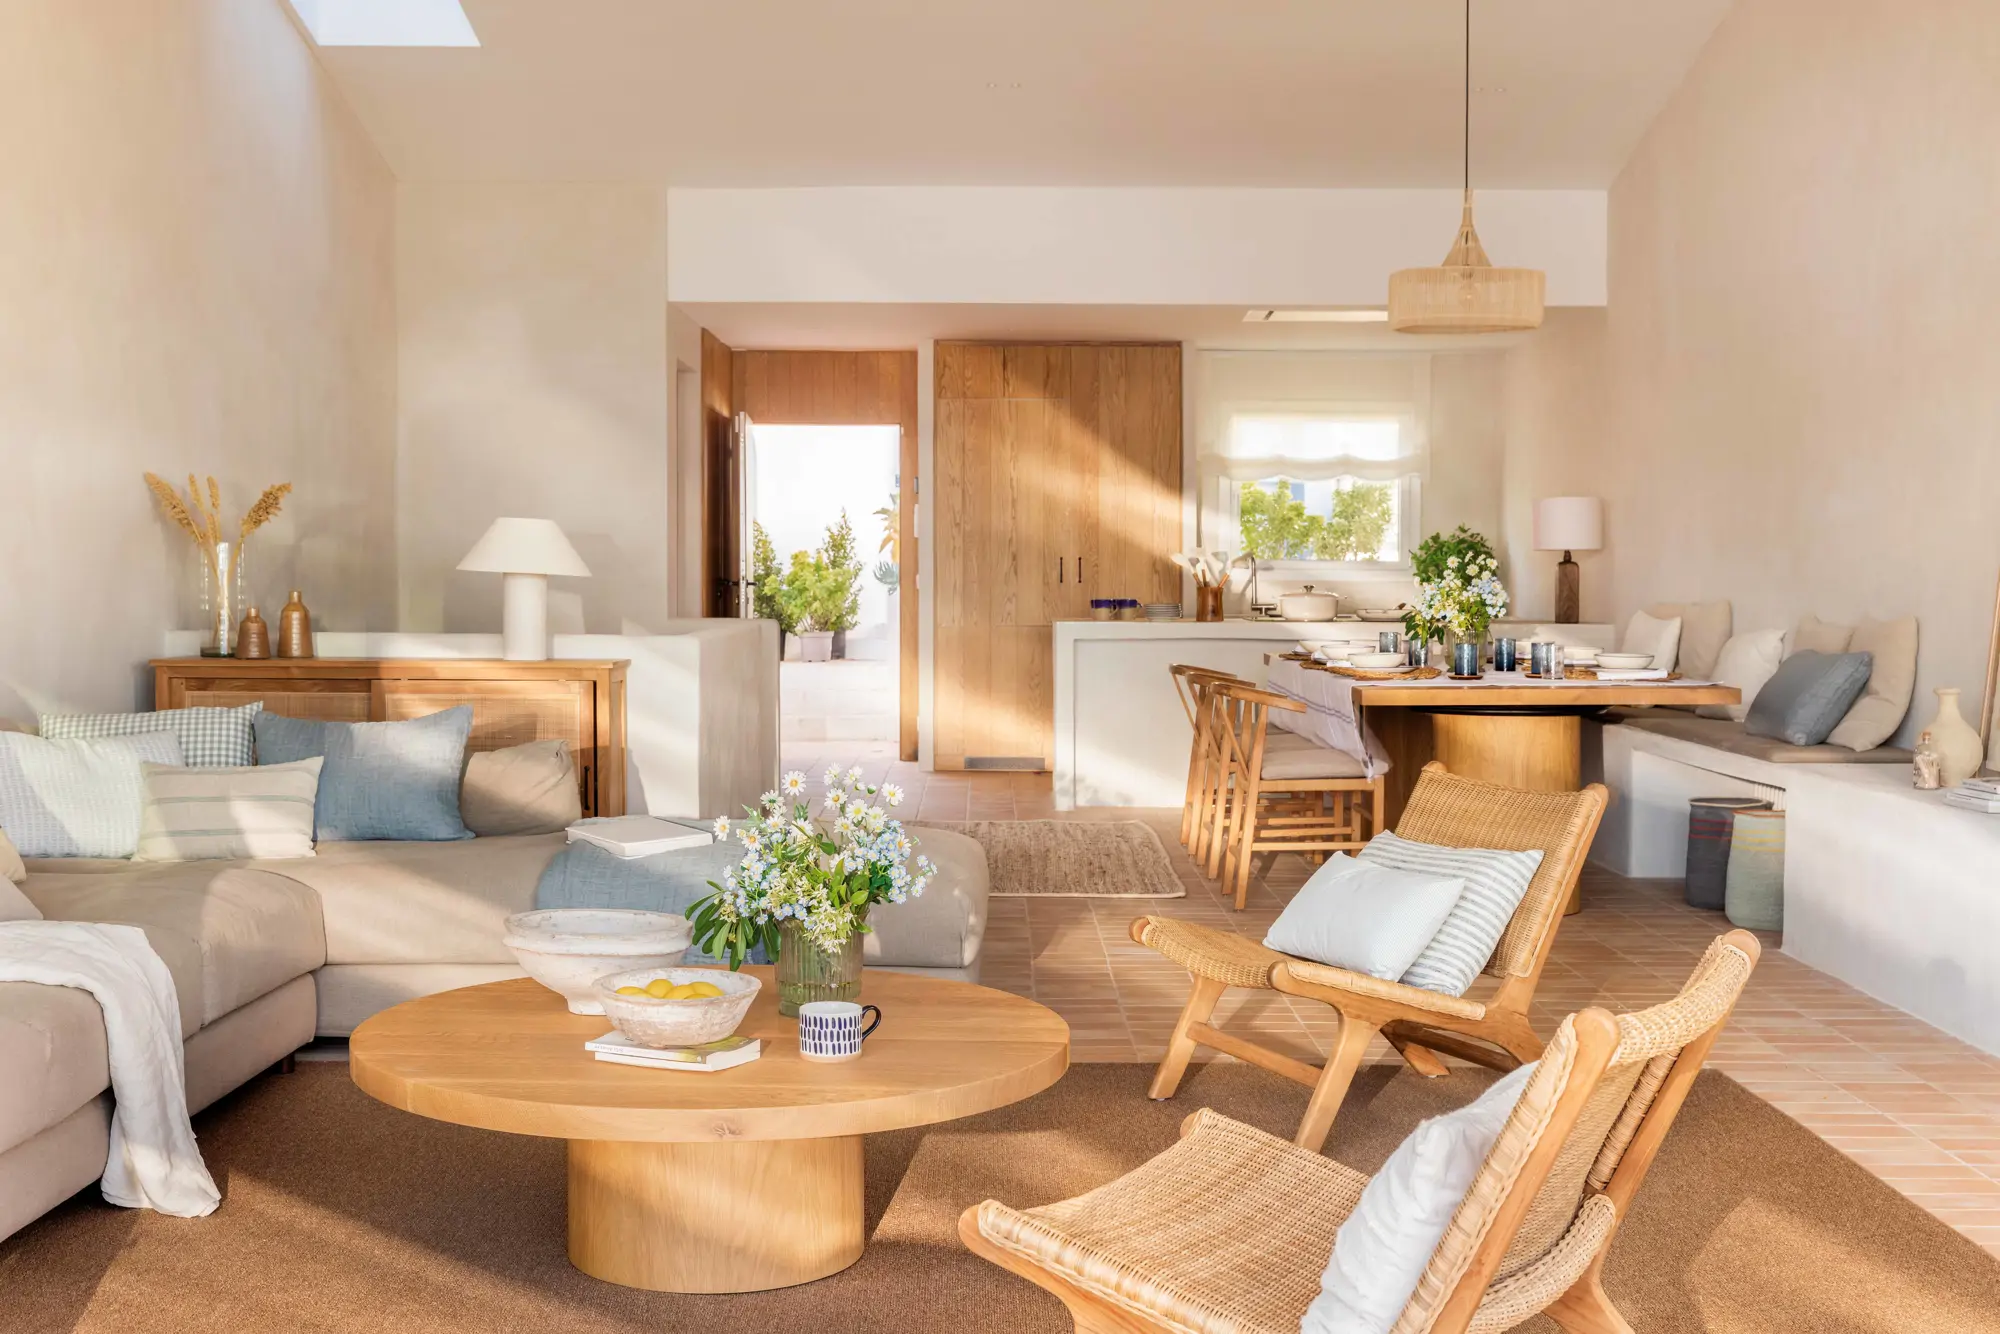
(150, 658, 628, 817)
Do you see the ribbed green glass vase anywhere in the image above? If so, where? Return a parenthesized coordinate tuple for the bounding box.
(775, 921, 864, 1017)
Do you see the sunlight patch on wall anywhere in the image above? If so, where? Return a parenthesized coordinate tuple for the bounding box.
(289, 0, 479, 47)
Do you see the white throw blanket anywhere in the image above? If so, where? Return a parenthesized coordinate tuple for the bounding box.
(0, 921, 219, 1216)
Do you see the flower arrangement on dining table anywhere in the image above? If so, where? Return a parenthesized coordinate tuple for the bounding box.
(689, 767, 935, 971)
(1402, 526, 1510, 649)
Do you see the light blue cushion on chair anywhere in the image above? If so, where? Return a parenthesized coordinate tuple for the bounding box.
(254, 706, 474, 842)
(1743, 650, 1873, 747)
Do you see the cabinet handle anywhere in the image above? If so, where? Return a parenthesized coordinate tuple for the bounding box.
(1075, 556, 1082, 582)
(1058, 557, 1065, 584)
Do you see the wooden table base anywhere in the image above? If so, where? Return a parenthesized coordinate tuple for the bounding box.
(567, 1135, 866, 1292)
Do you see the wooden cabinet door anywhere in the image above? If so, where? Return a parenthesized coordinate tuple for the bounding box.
(166, 674, 371, 722)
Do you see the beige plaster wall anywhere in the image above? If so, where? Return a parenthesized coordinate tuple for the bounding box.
(1505, 0, 2000, 742)
(0, 0, 397, 717)
(395, 183, 673, 637)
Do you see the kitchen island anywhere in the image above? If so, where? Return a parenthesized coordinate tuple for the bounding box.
(1052, 617, 1615, 809)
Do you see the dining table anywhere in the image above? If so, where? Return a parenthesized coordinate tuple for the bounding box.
(1265, 655, 1741, 910)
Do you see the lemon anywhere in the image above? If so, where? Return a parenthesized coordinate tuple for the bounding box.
(681, 981, 724, 999)
(644, 978, 677, 999)
(615, 985, 648, 997)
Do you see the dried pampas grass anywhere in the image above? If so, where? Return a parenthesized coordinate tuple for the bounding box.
(143, 473, 293, 552)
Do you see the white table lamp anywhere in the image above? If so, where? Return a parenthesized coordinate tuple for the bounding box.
(1533, 497, 1602, 625)
(457, 518, 591, 661)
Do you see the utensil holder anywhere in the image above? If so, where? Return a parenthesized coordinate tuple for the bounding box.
(1195, 586, 1224, 622)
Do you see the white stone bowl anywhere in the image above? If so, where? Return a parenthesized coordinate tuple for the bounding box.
(595, 967, 762, 1049)
(502, 909, 694, 1015)
(1594, 652, 1655, 670)
(1350, 651, 1405, 669)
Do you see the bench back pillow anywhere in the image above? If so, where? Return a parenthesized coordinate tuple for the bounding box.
(1696, 628, 1786, 722)
(254, 706, 474, 842)
(134, 758, 323, 861)
(39, 702, 261, 768)
(1358, 831, 1545, 997)
(1825, 616, 1918, 752)
(1743, 650, 1873, 748)
(0, 731, 185, 858)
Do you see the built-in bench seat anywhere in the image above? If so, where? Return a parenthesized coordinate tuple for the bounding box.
(1602, 709, 1911, 765)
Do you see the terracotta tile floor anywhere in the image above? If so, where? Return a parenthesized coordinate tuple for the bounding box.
(789, 742, 2000, 1258)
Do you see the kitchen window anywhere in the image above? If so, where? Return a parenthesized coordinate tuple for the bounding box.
(1209, 413, 1422, 575)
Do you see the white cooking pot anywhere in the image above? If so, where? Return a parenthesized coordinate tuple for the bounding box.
(1278, 586, 1341, 622)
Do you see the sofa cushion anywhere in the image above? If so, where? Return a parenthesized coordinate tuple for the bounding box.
(254, 707, 474, 842)
(39, 702, 261, 768)
(1826, 616, 1919, 752)
(461, 740, 581, 837)
(1612, 713, 1912, 764)
(0, 981, 110, 1156)
(268, 834, 565, 966)
(0, 827, 24, 885)
(1648, 601, 1732, 679)
(1745, 650, 1873, 747)
(870, 827, 989, 971)
(0, 731, 185, 858)
(21, 864, 324, 1030)
(134, 758, 322, 862)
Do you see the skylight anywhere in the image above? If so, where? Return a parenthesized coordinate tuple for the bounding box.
(288, 0, 479, 47)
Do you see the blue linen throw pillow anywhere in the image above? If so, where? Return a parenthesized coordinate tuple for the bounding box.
(1743, 650, 1873, 747)
(254, 706, 474, 842)
(535, 839, 769, 967)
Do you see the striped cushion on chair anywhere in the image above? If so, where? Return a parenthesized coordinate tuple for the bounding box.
(134, 758, 322, 861)
(1358, 830, 1543, 997)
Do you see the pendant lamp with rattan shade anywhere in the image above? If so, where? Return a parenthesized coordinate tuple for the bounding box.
(1388, 0, 1545, 335)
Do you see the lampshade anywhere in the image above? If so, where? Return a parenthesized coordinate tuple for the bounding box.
(1534, 497, 1603, 553)
(1388, 192, 1547, 335)
(457, 518, 590, 577)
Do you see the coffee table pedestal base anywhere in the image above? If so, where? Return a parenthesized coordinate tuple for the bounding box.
(567, 1135, 865, 1292)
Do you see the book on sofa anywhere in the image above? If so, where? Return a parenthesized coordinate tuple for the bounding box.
(565, 816, 713, 859)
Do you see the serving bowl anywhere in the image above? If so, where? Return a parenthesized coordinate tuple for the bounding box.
(1350, 651, 1405, 669)
(1594, 652, 1655, 670)
(503, 908, 694, 1015)
(595, 966, 761, 1048)
(1297, 638, 1344, 655)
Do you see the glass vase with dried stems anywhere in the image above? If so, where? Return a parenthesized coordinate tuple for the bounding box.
(143, 473, 292, 657)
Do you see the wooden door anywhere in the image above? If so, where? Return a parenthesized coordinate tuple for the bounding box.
(932, 342, 1178, 771)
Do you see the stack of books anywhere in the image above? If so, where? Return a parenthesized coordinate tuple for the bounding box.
(1944, 776, 2000, 814)
(566, 815, 713, 859)
(586, 1032, 761, 1072)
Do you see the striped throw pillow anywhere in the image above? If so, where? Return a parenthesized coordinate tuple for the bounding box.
(40, 702, 262, 768)
(1357, 830, 1544, 997)
(134, 758, 322, 862)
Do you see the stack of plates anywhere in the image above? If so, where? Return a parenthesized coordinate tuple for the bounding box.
(1144, 603, 1182, 621)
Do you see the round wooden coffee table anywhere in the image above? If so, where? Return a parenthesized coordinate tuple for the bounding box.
(348, 969, 1068, 1293)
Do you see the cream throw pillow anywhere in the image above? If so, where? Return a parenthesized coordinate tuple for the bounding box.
(1305, 1061, 1539, 1333)
(1620, 610, 1683, 673)
(461, 740, 583, 837)
(1827, 616, 1919, 751)
(134, 758, 322, 861)
(1698, 629, 1787, 721)
(1647, 601, 1732, 679)
(1262, 853, 1465, 982)
(1789, 614, 1854, 657)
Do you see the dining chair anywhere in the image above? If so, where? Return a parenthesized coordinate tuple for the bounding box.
(1167, 664, 1247, 862)
(960, 930, 1762, 1334)
(1140, 762, 1607, 1150)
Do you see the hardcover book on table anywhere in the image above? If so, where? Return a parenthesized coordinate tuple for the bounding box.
(585, 1033, 761, 1071)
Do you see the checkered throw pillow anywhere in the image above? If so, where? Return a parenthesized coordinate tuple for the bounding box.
(40, 702, 262, 768)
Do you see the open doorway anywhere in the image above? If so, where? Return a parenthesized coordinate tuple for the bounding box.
(749, 423, 902, 745)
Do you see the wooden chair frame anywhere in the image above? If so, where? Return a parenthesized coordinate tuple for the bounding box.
(960, 930, 1763, 1334)
(1143, 762, 1608, 1151)
(1206, 680, 1384, 909)
(1168, 664, 1246, 864)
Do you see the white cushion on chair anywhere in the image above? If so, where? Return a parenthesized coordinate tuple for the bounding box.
(1261, 736, 1369, 781)
(1305, 1060, 1538, 1333)
(1262, 853, 1464, 981)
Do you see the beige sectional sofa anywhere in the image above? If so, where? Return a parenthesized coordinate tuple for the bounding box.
(0, 827, 988, 1243)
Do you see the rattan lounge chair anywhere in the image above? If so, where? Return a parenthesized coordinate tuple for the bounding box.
(1136, 763, 1608, 1151)
(961, 930, 1761, 1334)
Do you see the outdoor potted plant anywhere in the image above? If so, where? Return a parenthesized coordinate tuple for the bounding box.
(818, 513, 864, 659)
(750, 521, 795, 658)
(690, 768, 936, 1015)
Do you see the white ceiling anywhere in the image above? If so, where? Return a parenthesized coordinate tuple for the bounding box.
(674, 302, 1562, 353)
(309, 0, 1734, 187)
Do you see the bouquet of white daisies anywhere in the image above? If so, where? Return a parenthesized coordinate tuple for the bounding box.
(690, 766, 935, 969)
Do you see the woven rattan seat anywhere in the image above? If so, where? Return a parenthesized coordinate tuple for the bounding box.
(1138, 762, 1607, 1151)
(962, 932, 1763, 1334)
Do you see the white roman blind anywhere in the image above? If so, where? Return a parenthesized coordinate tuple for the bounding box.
(1196, 351, 1432, 482)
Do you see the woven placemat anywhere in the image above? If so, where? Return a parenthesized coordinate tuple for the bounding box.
(1302, 660, 1443, 681)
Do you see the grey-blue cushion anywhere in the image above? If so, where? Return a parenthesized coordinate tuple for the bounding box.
(535, 838, 768, 966)
(254, 706, 474, 842)
(1743, 650, 1873, 747)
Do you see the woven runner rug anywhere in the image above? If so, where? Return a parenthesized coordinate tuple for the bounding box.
(7, 1063, 1996, 1333)
(914, 819, 1185, 897)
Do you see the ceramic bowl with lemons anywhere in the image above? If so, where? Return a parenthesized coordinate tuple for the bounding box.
(595, 966, 762, 1048)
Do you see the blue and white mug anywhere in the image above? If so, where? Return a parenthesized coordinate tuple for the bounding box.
(797, 1000, 882, 1063)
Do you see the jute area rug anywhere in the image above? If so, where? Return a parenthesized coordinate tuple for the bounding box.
(915, 819, 1185, 897)
(6, 1062, 1998, 1334)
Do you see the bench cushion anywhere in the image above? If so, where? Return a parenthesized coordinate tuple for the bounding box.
(1610, 713, 1910, 765)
